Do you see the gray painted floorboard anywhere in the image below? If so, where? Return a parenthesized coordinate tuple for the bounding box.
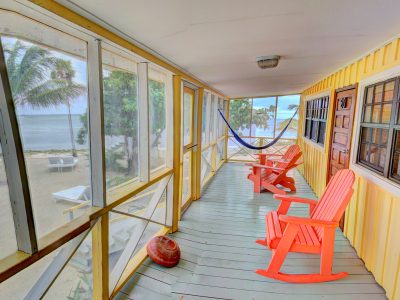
(118, 163, 387, 300)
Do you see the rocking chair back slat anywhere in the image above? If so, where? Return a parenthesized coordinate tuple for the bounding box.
(311, 169, 355, 241)
(275, 145, 300, 169)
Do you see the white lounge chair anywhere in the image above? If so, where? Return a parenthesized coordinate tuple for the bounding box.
(52, 185, 90, 203)
(48, 156, 78, 172)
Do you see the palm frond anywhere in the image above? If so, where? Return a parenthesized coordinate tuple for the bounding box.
(24, 80, 81, 108)
(15, 56, 57, 97)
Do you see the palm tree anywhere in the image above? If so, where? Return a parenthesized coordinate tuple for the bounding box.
(4, 40, 85, 156)
(278, 104, 299, 132)
(51, 60, 85, 157)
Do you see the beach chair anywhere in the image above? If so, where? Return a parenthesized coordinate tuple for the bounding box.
(256, 169, 355, 283)
(247, 145, 302, 194)
(52, 185, 91, 203)
(48, 156, 78, 172)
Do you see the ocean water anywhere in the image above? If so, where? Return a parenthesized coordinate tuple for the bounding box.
(14, 115, 297, 151)
(229, 118, 298, 138)
(17, 114, 87, 151)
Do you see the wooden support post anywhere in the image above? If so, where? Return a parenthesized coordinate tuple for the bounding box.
(211, 143, 217, 173)
(92, 214, 109, 300)
(88, 39, 106, 208)
(259, 137, 264, 155)
(138, 62, 150, 182)
(0, 39, 37, 254)
(193, 88, 204, 200)
(224, 100, 229, 161)
(87, 39, 108, 299)
(172, 75, 182, 232)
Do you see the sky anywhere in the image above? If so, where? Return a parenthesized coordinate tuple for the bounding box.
(237, 95, 300, 119)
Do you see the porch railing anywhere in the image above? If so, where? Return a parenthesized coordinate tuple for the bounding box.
(226, 135, 297, 162)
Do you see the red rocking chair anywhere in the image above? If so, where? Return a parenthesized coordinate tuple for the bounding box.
(256, 169, 355, 283)
(247, 145, 302, 194)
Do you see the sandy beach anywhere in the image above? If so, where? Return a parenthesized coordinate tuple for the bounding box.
(0, 150, 167, 299)
(0, 152, 92, 299)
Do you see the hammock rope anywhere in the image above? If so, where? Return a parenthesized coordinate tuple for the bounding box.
(218, 107, 299, 150)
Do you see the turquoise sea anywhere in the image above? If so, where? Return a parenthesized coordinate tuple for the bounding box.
(17, 114, 87, 151)
(14, 115, 297, 151)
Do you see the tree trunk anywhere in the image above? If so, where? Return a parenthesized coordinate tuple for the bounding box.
(67, 101, 77, 157)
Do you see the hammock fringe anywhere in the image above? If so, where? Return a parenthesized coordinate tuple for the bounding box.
(218, 107, 298, 150)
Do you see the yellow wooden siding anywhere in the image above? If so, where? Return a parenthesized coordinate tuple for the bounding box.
(298, 37, 400, 300)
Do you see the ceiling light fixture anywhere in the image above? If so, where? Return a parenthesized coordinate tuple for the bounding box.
(256, 55, 280, 69)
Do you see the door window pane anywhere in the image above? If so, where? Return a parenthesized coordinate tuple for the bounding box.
(102, 48, 139, 190)
(201, 92, 208, 145)
(149, 68, 167, 172)
(2, 36, 91, 238)
(183, 88, 194, 146)
(182, 151, 191, 206)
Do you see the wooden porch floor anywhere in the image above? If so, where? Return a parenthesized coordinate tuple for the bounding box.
(117, 163, 387, 300)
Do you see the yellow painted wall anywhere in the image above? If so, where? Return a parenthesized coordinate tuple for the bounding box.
(299, 38, 400, 300)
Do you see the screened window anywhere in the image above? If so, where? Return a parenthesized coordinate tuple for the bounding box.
(1, 35, 91, 238)
(357, 77, 400, 181)
(229, 95, 300, 138)
(101, 48, 139, 190)
(228, 98, 252, 136)
(277, 95, 300, 138)
(304, 96, 329, 145)
(149, 68, 168, 172)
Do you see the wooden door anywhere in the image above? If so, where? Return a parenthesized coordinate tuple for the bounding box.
(181, 86, 196, 211)
(328, 86, 357, 230)
(328, 86, 357, 180)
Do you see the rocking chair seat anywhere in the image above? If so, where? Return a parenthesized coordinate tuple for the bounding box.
(256, 211, 320, 254)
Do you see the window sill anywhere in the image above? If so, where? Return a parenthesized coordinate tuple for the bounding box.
(350, 162, 400, 197)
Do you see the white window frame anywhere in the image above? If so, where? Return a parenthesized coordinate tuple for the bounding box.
(303, 90, 331, 152)
(350, 65, 400, 197)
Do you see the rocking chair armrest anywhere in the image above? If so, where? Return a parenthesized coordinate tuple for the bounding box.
(279, 215, 338, 228)
(273, 194, 318, 215)
(267, 158, 289, 163)
(273, 194, 318, 206)
(256, 153, 283, 157)
(245, 163, 285, 171)
(292, 160, 303, 166)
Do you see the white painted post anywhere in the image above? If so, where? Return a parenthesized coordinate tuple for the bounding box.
(138, 62, 150, 182)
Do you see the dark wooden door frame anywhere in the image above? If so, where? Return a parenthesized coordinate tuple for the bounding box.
(326, 84, 358, 231)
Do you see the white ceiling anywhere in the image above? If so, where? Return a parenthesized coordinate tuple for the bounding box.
(56, 0, 400, 98)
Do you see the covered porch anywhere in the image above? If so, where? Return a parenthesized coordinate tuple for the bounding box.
(119, 163, 386, 300)
(1, 1, 400, 299)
